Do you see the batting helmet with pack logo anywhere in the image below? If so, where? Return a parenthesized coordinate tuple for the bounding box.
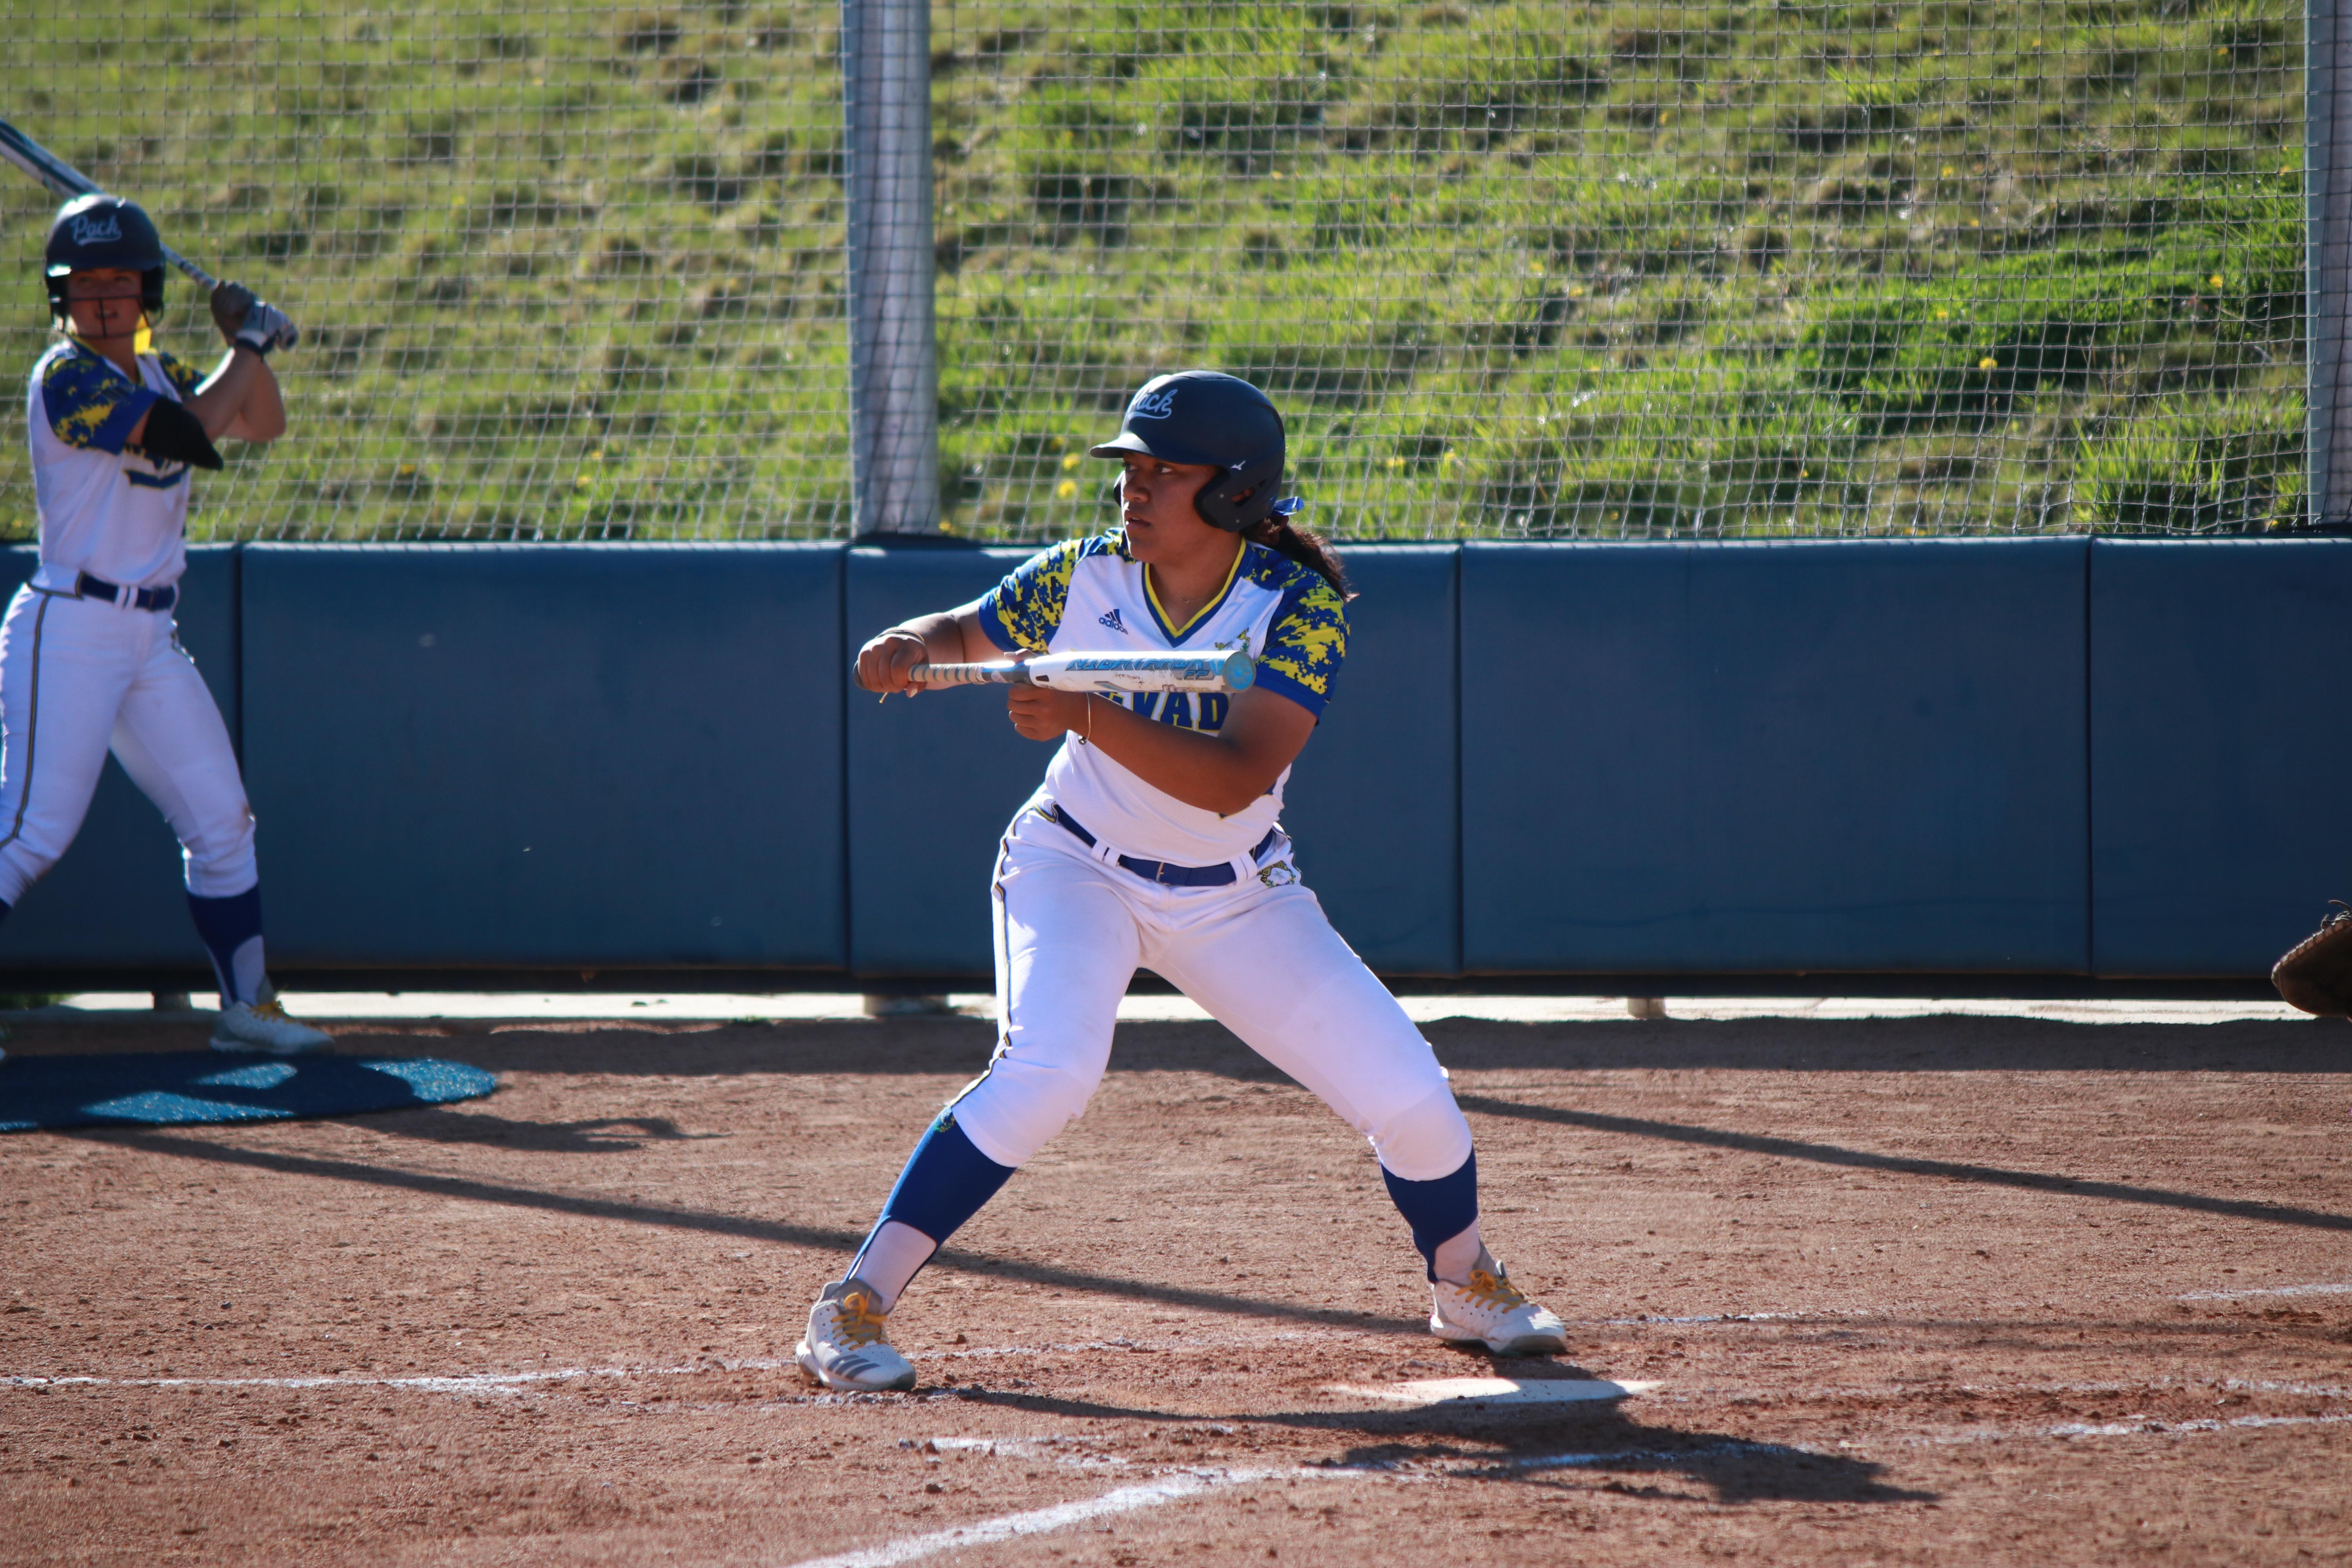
(43, 192, 167, 325)
(1089, 370, 1304, 532)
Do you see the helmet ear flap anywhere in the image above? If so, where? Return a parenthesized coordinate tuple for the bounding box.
(140, 267, 166, 318)
(1191, 450, 1286, 532)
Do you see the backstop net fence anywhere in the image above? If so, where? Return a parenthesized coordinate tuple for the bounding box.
(0, 1, 2311, 542)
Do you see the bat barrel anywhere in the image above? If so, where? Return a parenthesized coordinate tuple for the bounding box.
(1027, 649, 1256, 693)
(897, 650, 1256, 693)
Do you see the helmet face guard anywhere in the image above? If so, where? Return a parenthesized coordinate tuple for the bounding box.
(43, 193, 167, 327)
(1090, 370, 1299, 533)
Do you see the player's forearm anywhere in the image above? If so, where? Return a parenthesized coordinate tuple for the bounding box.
(892, 607, 992, 665)
(1080, 699, 1283, 815)
(235, 353, 286, 441)
(858, 604, 996, 694)
(191, 347, 283, 441)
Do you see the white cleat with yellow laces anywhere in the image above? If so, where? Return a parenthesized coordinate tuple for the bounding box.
(1430, 1258, 1570, 1356)
(797, 1278, 918, 1392)
(210, 997, 333, 1055)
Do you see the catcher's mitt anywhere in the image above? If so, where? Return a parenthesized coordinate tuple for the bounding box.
(2271, 901, 2352, 1017)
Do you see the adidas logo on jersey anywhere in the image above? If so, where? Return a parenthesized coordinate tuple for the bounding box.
(1097, 608, 1128, 633)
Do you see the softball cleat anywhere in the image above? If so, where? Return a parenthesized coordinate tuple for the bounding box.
(210, 998, 332, 1055)
(1430, 1261, 1569, 1356)
(797, 1278, 918, 1392)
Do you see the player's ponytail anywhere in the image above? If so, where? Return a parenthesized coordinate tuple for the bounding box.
(1245, 515, 1354, 600)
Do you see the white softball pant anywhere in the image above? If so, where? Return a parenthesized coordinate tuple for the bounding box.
(949, 799, 1475, 1181)
(0, 584, 257, 907)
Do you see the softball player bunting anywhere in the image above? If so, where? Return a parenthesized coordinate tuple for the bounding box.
(1, 193, 328, 1054)
(799, 371, 1566, 1392)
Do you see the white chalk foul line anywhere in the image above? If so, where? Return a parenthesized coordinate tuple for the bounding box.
(0, 1333, 1294, 1396)
(1898, 1410, 2352, 1448)
(2047, 1412, 2352, 1439)
(4, 1357, 792, 1395)
(779, 1464, 1381, 1568)
(916, 1435, 1132, 1472)
(2180, 1282, 2352, 1302)
(782, 1472, 1222, 1568)
(0, 1332, 1361, 1400)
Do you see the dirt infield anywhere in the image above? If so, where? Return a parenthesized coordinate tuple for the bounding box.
(4, 1008, 2348, 1566)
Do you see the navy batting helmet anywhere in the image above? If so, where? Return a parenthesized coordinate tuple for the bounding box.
(1089, 370, 1303, 532)
(44, 193, 167, 323)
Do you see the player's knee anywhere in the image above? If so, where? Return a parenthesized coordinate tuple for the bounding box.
(1368, 1081, 1474, 1183)
(178, 811, 257, 898)
(0, 840, 58, 906)
(946, 1057, 1102, 1167)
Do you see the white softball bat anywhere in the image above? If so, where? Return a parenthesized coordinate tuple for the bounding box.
(907, 649, 1256, 694)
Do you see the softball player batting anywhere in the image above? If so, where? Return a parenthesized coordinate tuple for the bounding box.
(797, 371, 1566, 1391)
(2, 193, 329, 1054)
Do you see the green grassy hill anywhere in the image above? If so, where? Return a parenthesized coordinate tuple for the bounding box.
(0, 0, 2308, 541)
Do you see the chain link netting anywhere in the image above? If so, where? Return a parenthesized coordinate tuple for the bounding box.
(0, 0, 2312, 541)
(2, 2, 853, 541)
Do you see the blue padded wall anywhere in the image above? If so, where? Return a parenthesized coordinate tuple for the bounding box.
(2090, 539, 2352, 976)
(241, 544, 844, 967)
(845, 545, 1046, 976)
(0, 546, 238, 969)
(1279, 545, 1459, 975)
(1460, 539, 2090, 974)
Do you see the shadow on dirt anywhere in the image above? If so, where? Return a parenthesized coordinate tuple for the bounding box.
(68, 1125, 1430, 1338)
(1455, 1093, 2352, 1234)
(941, 1387, 1938, 1505)
(90, 1025, 2336, 1238)
(87, 1009, 2336, 1083)
(363, 1111, 726, 1152)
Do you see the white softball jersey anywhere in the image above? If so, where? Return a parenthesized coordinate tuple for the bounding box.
(978, 528, 1349, 867)
(24, 338, 204, 592)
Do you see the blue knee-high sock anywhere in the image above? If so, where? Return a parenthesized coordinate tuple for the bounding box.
(1382, 1152, 1480, 1281)
(187, 886, 265, 1007)
(861, 1112, 1016, 1253)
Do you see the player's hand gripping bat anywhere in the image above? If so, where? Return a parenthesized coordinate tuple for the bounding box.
(0, 113, 299, 348)
(908, 650, 1256, 695)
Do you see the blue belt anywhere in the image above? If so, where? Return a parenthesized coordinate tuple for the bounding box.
(1051, 805, 1280, 888)
(75, 571, 176, 612)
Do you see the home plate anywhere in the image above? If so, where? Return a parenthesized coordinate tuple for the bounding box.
(1326, 1377, 1658, 1408)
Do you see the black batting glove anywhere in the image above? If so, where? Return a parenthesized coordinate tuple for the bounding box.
(210, 280, 258, 345)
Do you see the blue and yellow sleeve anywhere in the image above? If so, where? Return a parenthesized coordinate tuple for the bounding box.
(154, 351, 205, 401)
(978, 538, 1085, 654)
(1255, 572, 1348, 717)
(41, 351, 157, 455)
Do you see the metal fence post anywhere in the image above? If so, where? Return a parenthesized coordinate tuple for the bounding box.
(2312, 0, 2352, 526)
(842, 0, 940, 537)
